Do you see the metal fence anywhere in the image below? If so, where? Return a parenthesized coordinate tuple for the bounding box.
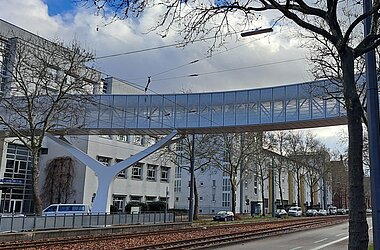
(0, 212, 176, 232)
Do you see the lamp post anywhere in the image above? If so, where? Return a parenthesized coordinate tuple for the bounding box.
(364, 0, 380, 247)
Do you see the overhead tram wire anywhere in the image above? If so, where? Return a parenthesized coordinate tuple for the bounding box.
(94, 30, 248, 60)
(150, 58, 305, 82)
(118, 31, 275, 82)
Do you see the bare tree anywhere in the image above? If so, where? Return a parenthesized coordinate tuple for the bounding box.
(0, 36, 100, 214)
(210, 132, 259, 215)
(156, 134, 215, 220)
(42, 156, 76, 206)
(302, 145, 330, 209)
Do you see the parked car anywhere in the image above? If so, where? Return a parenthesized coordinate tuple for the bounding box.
(42, 204, 90, 216)
(328, 206, 337, 215)
(316, 209, 328, 216)
(337, 208, 346, 215)
(275, 209, 287, 218)
(213, 211, 234, 221)
(305, 209, 318, 217)
(288, 206, 302, 217)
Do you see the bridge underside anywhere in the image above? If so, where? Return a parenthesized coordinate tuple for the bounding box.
(44, 116, 347, 136)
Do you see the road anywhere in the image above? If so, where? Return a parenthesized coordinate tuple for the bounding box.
(216, 217, 373, 250)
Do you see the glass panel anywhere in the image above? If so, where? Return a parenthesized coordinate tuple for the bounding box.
(224, 92, 235, 125)
(248, 90, 260, 124)
(199, 94, 211, 127)
(99, 95, 113, 128)
(84, 96, 100, 128)
(175, 94, 187, 128)
(112, 96, 126, 128)
(125, 96, 139, 128)
(150, 95, 163, 128)
(163, 95, 175, 128)
(188, 94, 199, 127)
(311, 97, 324, 119)
(273, 87, 285, 122)
(138, 95, 150, 128)
(236, 91, 248, 125)
(299, 98, 310, 120)
(211, 93, 223, 126)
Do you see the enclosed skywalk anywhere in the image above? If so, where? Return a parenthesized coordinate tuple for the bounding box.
(47, 80, 346, 136)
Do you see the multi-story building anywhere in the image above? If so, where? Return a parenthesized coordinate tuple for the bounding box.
(174, 148, 332, 215)
(0, 19, 175, 214)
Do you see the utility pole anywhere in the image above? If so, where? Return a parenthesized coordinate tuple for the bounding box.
(364, 0, 380, 248)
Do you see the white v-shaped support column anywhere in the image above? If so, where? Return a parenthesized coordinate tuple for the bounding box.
(46, 130, 178, 213)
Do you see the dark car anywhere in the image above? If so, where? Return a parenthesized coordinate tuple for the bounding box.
(213, 211, 234, 221)
(337, 208, 346, 215)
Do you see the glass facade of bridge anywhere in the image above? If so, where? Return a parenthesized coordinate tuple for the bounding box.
(79, 81, 346, 133)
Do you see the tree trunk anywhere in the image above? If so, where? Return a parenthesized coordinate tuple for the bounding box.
(340, 49, 368, 249)
(230, 180, 237, 215)
(310, 184, 314, 208)
(31, 149, 43, 215)
(278, 171, 284, 206)
(193, 178, 199, 220)
(261, 179, 266, 216)
(296, 170, 301, 206)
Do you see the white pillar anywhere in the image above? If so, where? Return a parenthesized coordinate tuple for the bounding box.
(46, 131, 178, 213)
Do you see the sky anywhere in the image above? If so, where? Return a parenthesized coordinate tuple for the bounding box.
(0, 0, 348, 154)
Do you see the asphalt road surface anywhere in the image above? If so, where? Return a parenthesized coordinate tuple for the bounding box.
(216, 217, 373, 250)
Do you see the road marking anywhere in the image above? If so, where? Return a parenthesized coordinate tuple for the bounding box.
(314, 238, 328, 244)
(335, 233, 345, 237)
(310, 236, 349, 250)
(289, 247, 302, 250)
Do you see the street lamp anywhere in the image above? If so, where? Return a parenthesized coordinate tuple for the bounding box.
(241, 27, 273, 37)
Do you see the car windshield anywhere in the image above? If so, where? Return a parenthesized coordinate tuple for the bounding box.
(217, 211, 227, 214)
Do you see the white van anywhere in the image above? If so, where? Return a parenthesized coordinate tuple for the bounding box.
(42, 204, 90, 215)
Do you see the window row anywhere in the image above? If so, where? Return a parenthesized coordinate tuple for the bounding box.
(97, 156, 170, 182)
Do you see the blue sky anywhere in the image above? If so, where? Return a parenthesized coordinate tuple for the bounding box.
(43, 0, 75, 15)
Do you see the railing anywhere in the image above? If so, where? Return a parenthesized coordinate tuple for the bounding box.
(0, 211, 177, 233)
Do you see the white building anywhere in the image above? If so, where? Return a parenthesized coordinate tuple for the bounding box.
(0, 19, 175, 214)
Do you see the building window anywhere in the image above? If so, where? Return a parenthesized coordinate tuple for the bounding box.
(97, 156, 112, 166)
(222, 193, 231, 207)
(145, 196, 156, 202)
(212, 180, 216, 188)
(175, 166, 181, 178)
(200, 197, 203, 201)
(115, 159, 126, 178)
(113, 196, 125, 212)
(200, 182, 204, 186)
(212, 194, 216, 202)
(147, 164, 156, 181)
(244, 181, 248, 189)
(130, 196, 142, 202)
(222, 178, 230, 192)
(132, 163, 143, 179)
(116, 135, 129, 142)
(133, 135, 145, 146)
(161, 167, 170, 182)
(174, 180, 181, 193)
(254, 187, 258, 194)
(175, 197, 179, 201)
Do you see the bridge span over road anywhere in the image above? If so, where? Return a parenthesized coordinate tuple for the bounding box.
(1, 80, 347, 212)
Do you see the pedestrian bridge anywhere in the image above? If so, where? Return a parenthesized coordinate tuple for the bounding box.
(48, 79, 346, 136)
(0, 79, 348, 213)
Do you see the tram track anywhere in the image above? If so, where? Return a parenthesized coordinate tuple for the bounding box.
(0, 216, 348, 250)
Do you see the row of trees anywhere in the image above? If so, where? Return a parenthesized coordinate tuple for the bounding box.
(158, 130, 331, 218)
